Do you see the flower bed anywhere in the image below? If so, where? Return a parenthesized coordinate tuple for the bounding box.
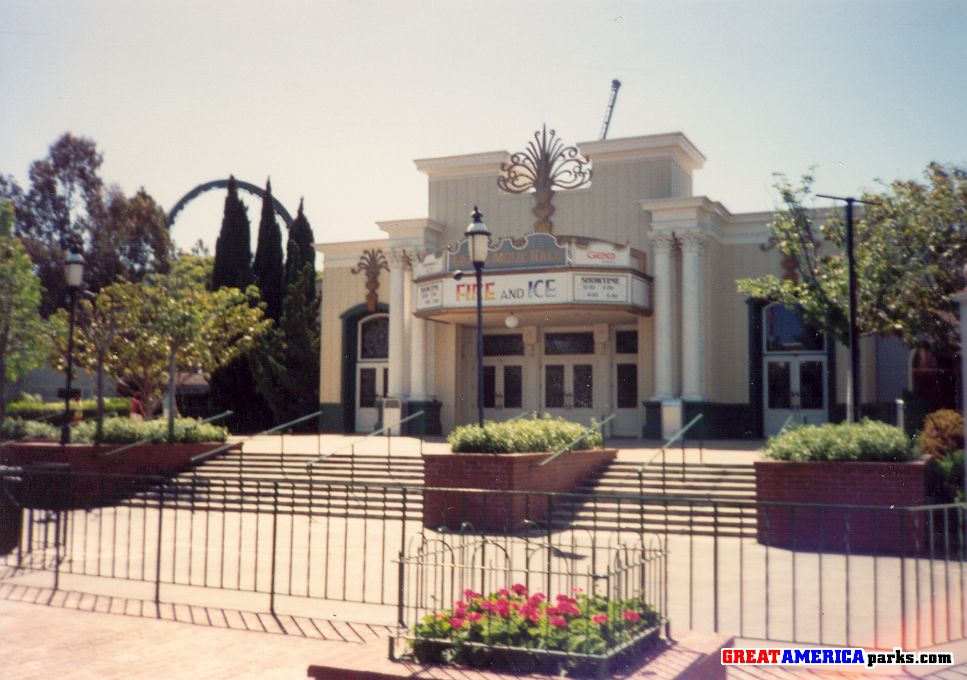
(410, 585, 660, 676)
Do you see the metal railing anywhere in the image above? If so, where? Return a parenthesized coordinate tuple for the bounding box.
(3, 467, 967, 652)
(306, 410, 425, 484)
(636, 413, 703, 497)
(539, 414, 617, 467)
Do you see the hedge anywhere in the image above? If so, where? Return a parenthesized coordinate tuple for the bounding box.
(765, 419, 916, 463)
(0, 417, 60, 441)
(6, 397, 131, 426)
(448, 416, 604, 454)
(70, 417, 228, 444)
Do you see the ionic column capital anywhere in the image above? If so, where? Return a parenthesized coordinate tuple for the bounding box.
(679, 231, 707, 254)
(649, 231, 677, 255)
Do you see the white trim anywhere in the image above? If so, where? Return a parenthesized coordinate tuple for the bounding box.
(578, 132, 706, 171)
(414, 150, 510, 178)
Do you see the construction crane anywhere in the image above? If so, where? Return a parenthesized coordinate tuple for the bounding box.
(599, 79, 622, 140)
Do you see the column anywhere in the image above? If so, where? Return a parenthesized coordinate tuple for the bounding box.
(410, 316, 427, 400)
(402, 259, 413, 397)
(387, 252, 406, 397)
(650, 232, 677, 400)
(680, 231, 706, 401)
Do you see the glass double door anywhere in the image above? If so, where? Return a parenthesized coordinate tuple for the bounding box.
(763, 355, 826, 434)
(543, 358, 595, 422)
(483, 359, 524, 420)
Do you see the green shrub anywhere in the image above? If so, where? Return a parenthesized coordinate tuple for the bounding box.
(926, 450, 965, 503)
(6, 397, 131, 425)
(448, 416, 603, 454)
(765, 419, 916, 462)
(918, 409, 964, 460)
(71, 416, 228, 444)
(0, 417, 59, 441)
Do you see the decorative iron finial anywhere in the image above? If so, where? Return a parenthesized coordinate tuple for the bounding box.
(351, 249, 390, 312)
(498, 125, 591, 233)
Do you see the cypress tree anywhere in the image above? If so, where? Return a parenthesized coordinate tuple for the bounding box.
(211, 176, 253, 291)
(209, 176, 266, 431)
(284, 198, 316, 289)
(252, 179, 284, 323)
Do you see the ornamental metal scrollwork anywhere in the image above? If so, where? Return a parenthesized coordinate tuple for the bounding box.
(498, 125, 591, 234)
(351, 249, 390, 312)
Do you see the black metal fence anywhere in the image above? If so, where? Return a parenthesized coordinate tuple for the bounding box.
(2, 468, 967, 651)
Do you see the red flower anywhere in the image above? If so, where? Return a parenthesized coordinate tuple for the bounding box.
(467, 612, 483, 623)
(622, 610, 641, 622)
(463, 589, 481, 600)
(450, 617, 465, 629)
(549, 615, 567, 628)
(497, 587, 510, 597)
(528, 593, 546, 605)
(592, 613, 608, 625)
(571, 585, 584, 594)
(512, 583, 528, 596)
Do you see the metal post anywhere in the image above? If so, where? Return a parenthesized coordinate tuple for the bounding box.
(845, 199, 860, 423)
(154, 482, 164, 617)
(270, 481, 279, 616)
(60, 288, 78, 445)
(474, 261, 485, 428)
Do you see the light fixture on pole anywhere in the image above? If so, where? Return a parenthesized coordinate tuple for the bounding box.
(61, 252, 84, 445)
(815, 194, 876, 424)
(466, 206, 491, 428)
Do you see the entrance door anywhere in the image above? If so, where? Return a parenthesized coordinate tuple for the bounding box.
(355, 314, 389, 432)
(483, 361, 524, 420)
(762, 304, 827, 435)
(542, 331, 596, 424)
(356, 364, 388, 432)
(612, 329, 640, 437)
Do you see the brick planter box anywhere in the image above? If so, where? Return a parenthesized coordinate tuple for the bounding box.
(755, 460, 928, 554)
(423, 449, 616, 532)
(0, 441, 236, 508)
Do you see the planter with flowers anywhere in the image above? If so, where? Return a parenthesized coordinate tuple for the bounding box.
(422, 415, 616, 531)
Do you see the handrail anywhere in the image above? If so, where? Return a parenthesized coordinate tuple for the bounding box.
(190, 409, 322, 465)
(636, 413, 704, 474)
(100, 410, 234, 457)
(306, 410, 425, 469)
(777, 414, 796, 434)
(538, 414, 616, 467)
(507, 410, 536, 422)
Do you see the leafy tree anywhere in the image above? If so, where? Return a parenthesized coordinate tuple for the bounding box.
(0, 200, 49, 420)
(2, 134, 171, 315)
(252, 179, 284, 323)
(737, 164, 967, 356)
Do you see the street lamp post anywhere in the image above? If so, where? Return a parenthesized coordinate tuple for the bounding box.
(816, 194, 876, 424)
(466, 207, 491, 428)
(60, 252, 84, 445)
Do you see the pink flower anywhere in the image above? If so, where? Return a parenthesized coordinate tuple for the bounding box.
(497, 587, 510, 597)
(450, 617, 465, 628)
(479, 600, 493, 612)
(495, 599, 511, 617)
(571, 585, 584, 594)
(467, 612, 482, 623)
(549, 615, 567, 628)
(592, 613, 608, 625)
(463, 589, 481, 600)
(556, 594, 577, 604)
(622, 610, 640, 622)
(528, 593, 546, 605)
(512, 583, 528, 596)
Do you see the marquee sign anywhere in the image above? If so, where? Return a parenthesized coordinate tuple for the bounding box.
(412, 233, 633, 280)
(414, 271, 651, 313)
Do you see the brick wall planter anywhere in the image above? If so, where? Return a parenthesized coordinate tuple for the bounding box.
(423, 449, 616, 532)
(755, 460, 928, 554)
(1, 441, 236, 508)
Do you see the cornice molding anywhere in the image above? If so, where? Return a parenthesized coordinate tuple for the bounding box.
(578, 132, 706, 171)
(414, 151, 510, 178)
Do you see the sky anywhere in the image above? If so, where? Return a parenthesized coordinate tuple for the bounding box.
(2, 0, 966, 262)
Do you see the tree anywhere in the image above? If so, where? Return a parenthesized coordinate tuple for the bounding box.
(284, 198, 316, 287)
(0, 200, 49, 421)
(3, 134, 171, 315)
(252, 179, 284, 323)
(737, 164, 967, 355)
(211, 175, 253, 291)
(253, 239, 321, 423)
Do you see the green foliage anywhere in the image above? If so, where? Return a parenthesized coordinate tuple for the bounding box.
(6, 397, 130, 424)
(918, 409, 964, 460)
(211, 175, 253, 292)
(765, 419, 916, 462)
(411, 585, 659, 669)
(252, 179, 284, 323)
(0, 216, 49, 420)
(926, 450, 964, 503)
(0, 417, 59, 440)
(71, 416, 228, 444)
(448, 416, 604, 454)
(738, 165, 967, 354)
(284, 198, 316, 288)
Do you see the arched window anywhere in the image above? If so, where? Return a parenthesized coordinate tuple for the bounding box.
(358, 314, 388, 361)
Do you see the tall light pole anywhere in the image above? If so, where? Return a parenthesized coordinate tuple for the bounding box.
(815, 194, 876, 423)
(61, 252, 84, 445)
(466, 207, 491, 428)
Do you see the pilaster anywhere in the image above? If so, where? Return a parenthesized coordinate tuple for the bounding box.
(680, 231, 707, 401)
(650, 232, 678, 400)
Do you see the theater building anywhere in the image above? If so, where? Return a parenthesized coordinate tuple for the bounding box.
(315, 127, 938, 439)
